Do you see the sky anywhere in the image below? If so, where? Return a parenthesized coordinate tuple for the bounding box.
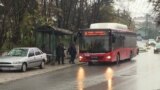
(114, 0, 154, 18)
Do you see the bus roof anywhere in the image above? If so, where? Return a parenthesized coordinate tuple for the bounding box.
(90, 23, 128, 30)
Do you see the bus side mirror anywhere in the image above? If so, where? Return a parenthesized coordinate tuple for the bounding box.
(112, 35, 116, 43)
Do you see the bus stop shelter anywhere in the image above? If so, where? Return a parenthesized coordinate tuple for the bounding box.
(35, 26, 73, 63)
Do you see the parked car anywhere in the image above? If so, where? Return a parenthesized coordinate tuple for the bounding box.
(154, 43, 160, 53)
(0, 47, 47, 72)
(147, 39, 156, 46)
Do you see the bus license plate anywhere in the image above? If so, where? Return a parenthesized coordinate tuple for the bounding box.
(91, 60, 98, 62)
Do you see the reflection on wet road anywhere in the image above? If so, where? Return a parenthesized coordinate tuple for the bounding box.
(77, 67, 85, 90)
(105, 68, 113, 90)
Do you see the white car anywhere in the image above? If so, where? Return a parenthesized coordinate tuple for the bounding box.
(147, 39, 156, 46)
(0, 47, 47, 72)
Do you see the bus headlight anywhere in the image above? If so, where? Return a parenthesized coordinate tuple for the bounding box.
(79, 56, 83, 60)
(106, 56, 111, 59)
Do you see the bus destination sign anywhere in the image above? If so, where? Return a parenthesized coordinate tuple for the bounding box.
(84, 31, 106, 36)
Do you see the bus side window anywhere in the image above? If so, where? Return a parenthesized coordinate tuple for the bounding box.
(112, 34, 116, 43)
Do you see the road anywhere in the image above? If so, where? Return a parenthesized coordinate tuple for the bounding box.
(0, 43, 160, 90)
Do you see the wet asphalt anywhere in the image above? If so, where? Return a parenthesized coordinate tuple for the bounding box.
(0, 43, 160, 90)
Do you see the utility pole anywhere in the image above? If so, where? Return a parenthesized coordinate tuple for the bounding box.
(145, 14, 149, 39)
(117, 9, 120, 23)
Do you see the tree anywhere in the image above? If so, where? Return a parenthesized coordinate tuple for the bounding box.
(54, 0, 114, 31)
(0, 0, 134, 50)
(149, 0, 160, 25)
(0, 0, 38, 49)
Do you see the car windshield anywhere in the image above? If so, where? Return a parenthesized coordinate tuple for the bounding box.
(8, 48, 28, 57)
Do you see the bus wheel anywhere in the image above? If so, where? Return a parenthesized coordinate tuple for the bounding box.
(137, 49, 139, 55)
(116, 54, 120, 65)
(88, 62, 93, 66)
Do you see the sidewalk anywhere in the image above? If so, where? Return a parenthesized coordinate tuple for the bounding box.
(0, 59, 84, 84)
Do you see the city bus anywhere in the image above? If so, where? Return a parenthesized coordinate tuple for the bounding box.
(77, 23, 138, 65)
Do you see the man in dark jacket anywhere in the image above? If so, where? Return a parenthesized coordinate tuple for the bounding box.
(67, 43, 77, 64)
(56, 43, 65, 64)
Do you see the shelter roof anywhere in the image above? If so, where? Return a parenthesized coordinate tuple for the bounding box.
(36, 25, 73, 35)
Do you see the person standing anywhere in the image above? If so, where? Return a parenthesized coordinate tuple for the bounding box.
(60, 43, 65, 64)
(56, 43, 65, 64)
(67, 43, 77, 64)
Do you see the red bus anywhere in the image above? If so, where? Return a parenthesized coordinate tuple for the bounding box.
(77, 23, 138, 65)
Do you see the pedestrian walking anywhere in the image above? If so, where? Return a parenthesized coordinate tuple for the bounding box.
(56, 43, 65, 64)
(67, 43, 77, 64)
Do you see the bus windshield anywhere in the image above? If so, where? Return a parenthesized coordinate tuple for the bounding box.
(79, 36, 110, 53)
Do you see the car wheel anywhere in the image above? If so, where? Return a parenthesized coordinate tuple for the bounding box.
(40, 61, 45, 69)
(116, 54, 120, 65)
(21, 63, 27, 72)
